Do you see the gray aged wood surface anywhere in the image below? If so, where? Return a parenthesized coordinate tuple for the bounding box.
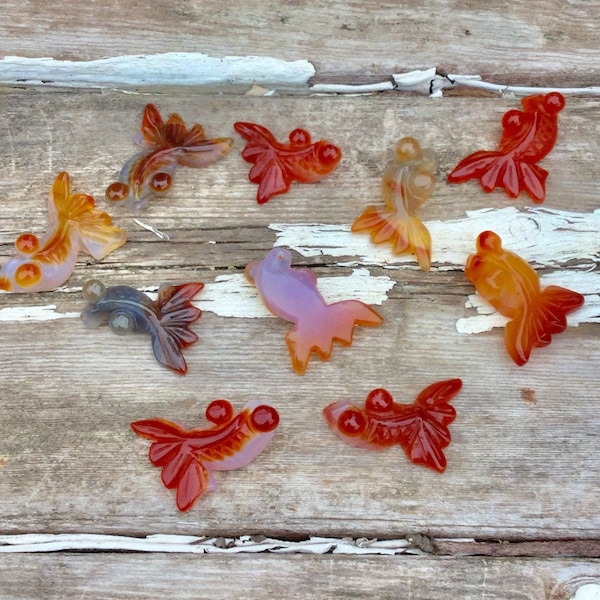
(0, 554, 599, 600)
(1, 0, 600, 86)
(0, 1, 599, 598)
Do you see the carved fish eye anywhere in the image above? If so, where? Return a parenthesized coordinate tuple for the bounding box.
(150, 172, 173, 193)
(250, 405, 280, 433)
(14, 262, 42, 287)
(337, 407, 366, 436)
(395, 136, 420, 162)
(477, 230, 503, 253)
(365, 388, 393, 413)
(15, 233, 40, 254)
(289, 128, 310, 146)
(108, 310, 135, 335)
(317, 143, 341, 166)
(544, 92, 565, 114)
(105, 182, 130, 202)
(206, 399, 234, 425)
(82, 279, 107, 304)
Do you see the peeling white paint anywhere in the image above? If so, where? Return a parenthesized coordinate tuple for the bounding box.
(0, 53, 315, 89)
(310, 81, 394, 94)
(0, 304, 79, 322)
(195, 269, 394, 318)
(391, 69, 600, 97)
(0, 270, 394, 322)
(271, 206, 600, 269)
(0, 533, 419, 555)
(572, 584, 600, 600)
(270, 206, 599, 332)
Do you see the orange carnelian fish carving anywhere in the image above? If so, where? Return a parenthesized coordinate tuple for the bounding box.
(106, 104, 233, 210)
(0, 171, 126, 293)
(448, 92, 565, 203)
(234, 122, 342, 204)
(131, 399, 280, 511)
(352, 136, 436, 271)
(465, 231, 584, 365)
(324, 379, 462, 473)
(245, 247, 383, 375)
(81, 279, 204, 374)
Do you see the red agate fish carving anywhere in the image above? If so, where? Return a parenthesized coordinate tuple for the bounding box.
(352, 136, 436, 271)
(80, 279, 204, 374)
(448, 92, 565, 203)
(233, 121, 342, 204)
(245, 247, 383, 375)
(0, 171, 126, 293)
(106, 103, 233, 210)
(324, 379, 462, 473)
(465, 231, 584, 365)
(131, 399, 280, 511)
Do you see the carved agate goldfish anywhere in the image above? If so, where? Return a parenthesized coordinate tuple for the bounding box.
(131, 399, 279, 511)
(106, 104, 233, 210)
(234, 122, 342, 204)
(324, 380, 462, 473)
(352, 136, 436, 271)
(465, 231, 584, 365)
(81, 279, 204, 374)
(0, 171, 126, 293)
(245, 247, 383, 375)
(448, 92, 565, 203)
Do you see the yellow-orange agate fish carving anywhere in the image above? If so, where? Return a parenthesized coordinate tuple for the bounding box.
(465, 231, 584, 365)
(0, 172, 126, 293)
(352, 137, 436, 271)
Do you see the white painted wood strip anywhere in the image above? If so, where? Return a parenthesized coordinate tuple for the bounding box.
(0, 53, 315, 88)
(270, 207, 600, 269)
(393, 69, 600, 97)
(270, 206, 600, 331)
(0, 533, 416, 555)
(0, 269, 395, 321)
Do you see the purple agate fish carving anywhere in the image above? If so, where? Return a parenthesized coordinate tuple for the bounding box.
(245, 247, 383, 374)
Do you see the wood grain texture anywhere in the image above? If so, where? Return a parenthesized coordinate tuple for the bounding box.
(0, 553, 598, 600)
(0, 90, 598, 544)
(1, 1, 600, 86)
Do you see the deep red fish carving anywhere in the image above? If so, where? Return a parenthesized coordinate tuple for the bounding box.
(131, 399, 280, 511)
(234, 122, 342, 204)
(447, 92, 565, 203)
(324, 379, 462, 473)
(465, 230, 584, 365)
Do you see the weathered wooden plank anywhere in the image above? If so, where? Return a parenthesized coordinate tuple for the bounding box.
(0, 553, 598, 600)
(1, 1, 600, 86)
(0, 91, 597, 540)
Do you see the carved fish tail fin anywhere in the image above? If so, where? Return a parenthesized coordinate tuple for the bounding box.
(130, 419, 211, 511)
(152, 282, 204, 374)
(49, 171, 127, 260)
(515, 162, 548, 204)
(398, 378, 461, 473)
(286, 300, 383, 374)
(449, 149, 549, 203)
(505, 285, 584, 365)
(352, 206, 431, 271)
